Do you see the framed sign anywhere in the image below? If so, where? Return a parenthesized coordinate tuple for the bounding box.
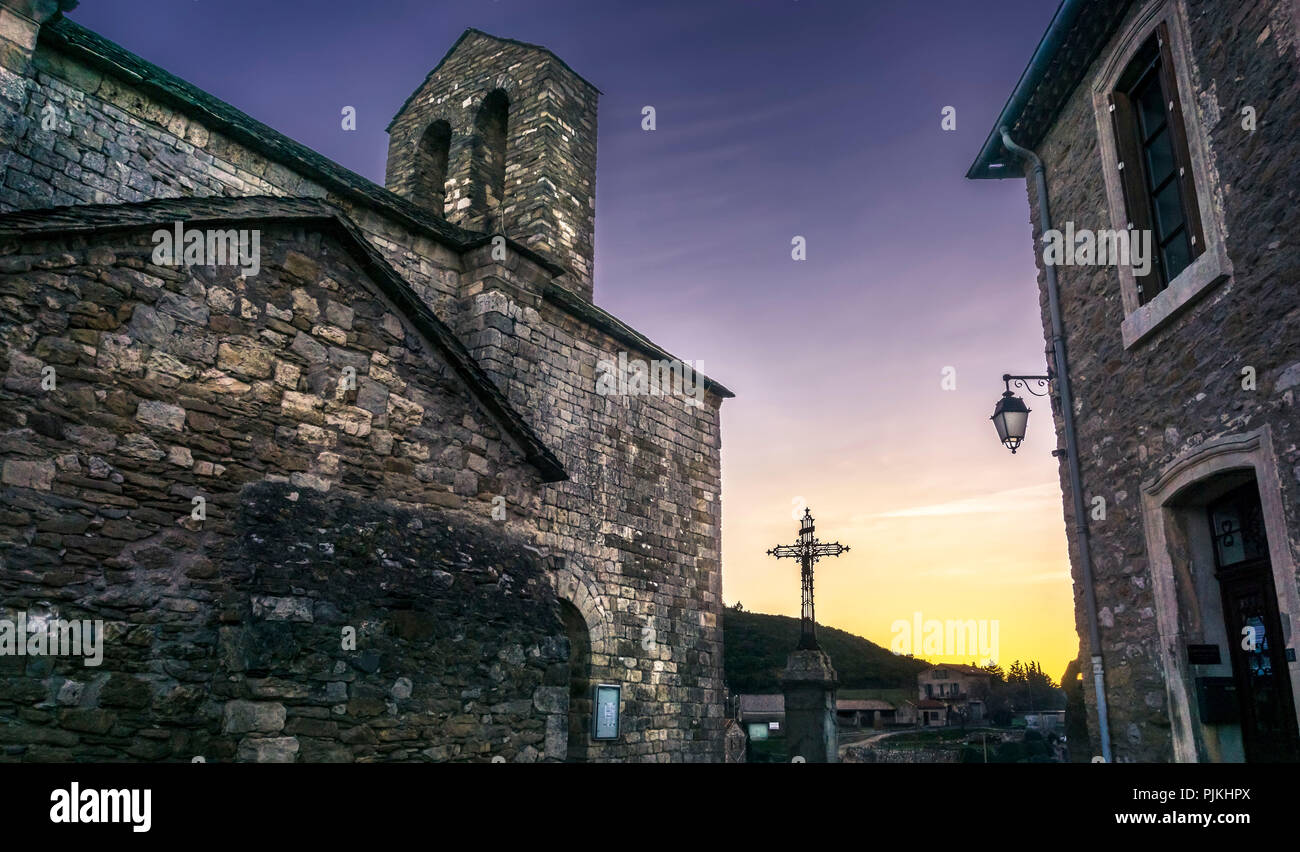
(591, 683, 621, 740)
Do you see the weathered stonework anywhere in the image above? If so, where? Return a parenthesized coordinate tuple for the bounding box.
(0, 9, 730, 761)
(1007, 0, 1300, 761)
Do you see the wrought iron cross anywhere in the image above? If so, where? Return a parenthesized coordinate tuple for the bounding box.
(766, 508, 850, 651)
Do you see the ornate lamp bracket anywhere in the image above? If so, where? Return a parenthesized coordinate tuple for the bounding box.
(1002, 370, 1054, 397)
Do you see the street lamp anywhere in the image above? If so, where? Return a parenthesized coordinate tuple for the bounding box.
(990, 392, 1030, 453)
(989, 372, 1052, 454)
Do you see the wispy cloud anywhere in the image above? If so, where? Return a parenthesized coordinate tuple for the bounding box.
(866, 482, 1062, 519)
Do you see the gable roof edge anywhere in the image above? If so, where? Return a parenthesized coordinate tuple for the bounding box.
(966, 0, 1084, 180)
(0, 196, 569, 483)
(386, 27, 601, 131)
(966, 0, 1137, 181)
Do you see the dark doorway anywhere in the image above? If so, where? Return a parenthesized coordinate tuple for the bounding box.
(558, 600, 590, 762)
(1208, 482, 1300, 762)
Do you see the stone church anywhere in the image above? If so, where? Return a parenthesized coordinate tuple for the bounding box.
(970, 0, 1299, 761)
(0, 1, 731, 762)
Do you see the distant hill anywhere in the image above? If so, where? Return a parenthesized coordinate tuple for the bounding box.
(723, 608, 931, 694)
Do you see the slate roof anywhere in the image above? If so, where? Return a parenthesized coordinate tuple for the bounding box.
(0, 195, 568, 482)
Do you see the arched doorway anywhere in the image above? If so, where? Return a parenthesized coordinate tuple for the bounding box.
(558, 599, 590, 762)
(1141, 428, 1300, 762)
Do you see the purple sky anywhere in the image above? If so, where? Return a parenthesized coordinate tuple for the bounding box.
(70, 0, 1079, 675)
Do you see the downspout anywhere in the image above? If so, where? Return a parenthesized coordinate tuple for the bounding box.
(999, 126, 1113, 764)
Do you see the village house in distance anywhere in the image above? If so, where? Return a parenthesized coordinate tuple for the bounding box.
(0, 1, 732, 762)
(917, 664, 991, 724)
(970, 0, 1300, 761)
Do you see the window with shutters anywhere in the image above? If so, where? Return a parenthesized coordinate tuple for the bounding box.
(1110, 27, 1203, 304)
(1090, 0, 1232, 349)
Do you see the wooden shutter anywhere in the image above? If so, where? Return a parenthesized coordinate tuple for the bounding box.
(1108, 90, 1157, 298)
(1155, 21, 1206, 259)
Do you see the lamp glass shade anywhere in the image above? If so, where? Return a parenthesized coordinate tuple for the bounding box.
(991, 393, 1030, 453)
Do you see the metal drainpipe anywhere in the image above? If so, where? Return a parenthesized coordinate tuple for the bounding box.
(999, 126, 1113, 763)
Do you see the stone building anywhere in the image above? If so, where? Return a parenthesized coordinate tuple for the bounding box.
(969, 0, 1300, 761)
(917, 664, 990, 722)
(0, 1, 732, 762)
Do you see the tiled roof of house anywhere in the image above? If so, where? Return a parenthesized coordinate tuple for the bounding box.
(921, 663, 993, 678)
(836, 699, 895, 712)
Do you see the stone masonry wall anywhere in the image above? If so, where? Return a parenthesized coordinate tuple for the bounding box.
(7, 43, 326, 208)
(1023, 0, 1300, 760)
(453, 252, 726, 762)
(0, 223, 573, 761)
(523, 298, 725, 762)
(7, 36, 468, 321)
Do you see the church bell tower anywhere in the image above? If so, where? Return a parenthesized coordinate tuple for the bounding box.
(385, 29, 599, 300)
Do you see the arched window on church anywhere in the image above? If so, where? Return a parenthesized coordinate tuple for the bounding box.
(472, 89, 509, 231)
(412, 119, 451, 216)
(558, 599, 590, 762)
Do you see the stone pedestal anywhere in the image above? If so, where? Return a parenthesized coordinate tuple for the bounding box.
(781, 648, 838, 763)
